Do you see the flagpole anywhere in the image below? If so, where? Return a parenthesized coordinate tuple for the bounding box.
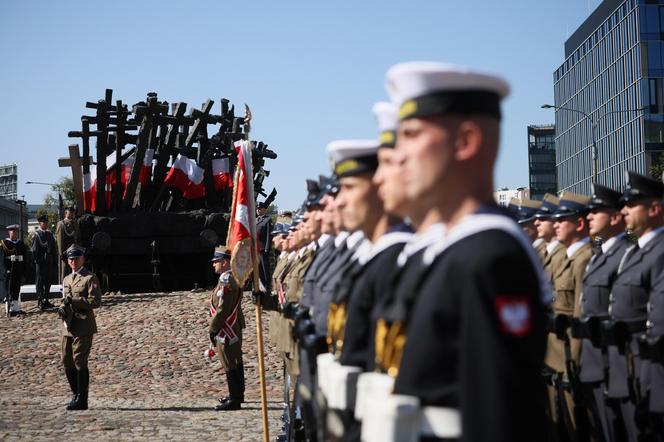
(241, 125, 270, 442)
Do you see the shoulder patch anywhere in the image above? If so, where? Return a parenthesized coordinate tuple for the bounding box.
(495, 295, 532, 337)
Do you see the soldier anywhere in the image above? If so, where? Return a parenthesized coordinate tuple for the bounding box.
(545, 192, 593, 437)
(256, 201, 274, 291)
(577, 183, 629, 441)
(605, 171, 664, 440)
(209, 245, 246, 411)
(55, 207, 80, 282)
(60, 244, 102, 411)
(375, 61, 549, 442)
(31, 214, 57, 310)
(534, 194, 568, 273)
(1, 224, 26, 316)
(518, 198, 543, 247)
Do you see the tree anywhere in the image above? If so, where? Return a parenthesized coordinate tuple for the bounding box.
(40, 177, 76, 230)
(650, 152, 664, 181)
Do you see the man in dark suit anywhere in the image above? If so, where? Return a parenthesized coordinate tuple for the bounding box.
(2, 224, 26, 316)
(60, 245, 102, 411)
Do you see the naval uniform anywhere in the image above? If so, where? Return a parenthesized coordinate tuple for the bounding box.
(607, 229, 664, 440)
(2, 238, 26, 308)
(393, 211, 549, 442)
(31, 227, 56, 305)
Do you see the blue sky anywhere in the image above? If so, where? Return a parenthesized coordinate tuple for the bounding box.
(0, 0, 604, 210)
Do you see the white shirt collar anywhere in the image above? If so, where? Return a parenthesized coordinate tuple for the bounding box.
(566, 237, 590, 258)
(346, 230, 365, 249)
(638, 226, 664, 248)
(334, 231, 350, 247)
(533, 238, 545, 248)
(287, 251, 297, 260)
(546, 240, 560, 254)
(601, 232, 625, 254)
(318, 234, 331, 247)
(279, 251, 288, 259)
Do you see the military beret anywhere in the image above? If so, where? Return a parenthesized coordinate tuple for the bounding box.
(385, 61, 510, 121)
(211, 245, 231, 262)
(621, 171, 664, 203)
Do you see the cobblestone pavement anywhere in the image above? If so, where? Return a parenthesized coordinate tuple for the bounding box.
(0, 290, 288, 441)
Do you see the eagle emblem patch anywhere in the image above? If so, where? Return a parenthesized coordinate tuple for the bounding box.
(495, 296, 531, 337)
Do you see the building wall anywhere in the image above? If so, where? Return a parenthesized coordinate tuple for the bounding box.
(494, 187, 530, 206)
(0, 198, 29, 240)
(528, 125, 557, 200)
(553, 0, 664, 194)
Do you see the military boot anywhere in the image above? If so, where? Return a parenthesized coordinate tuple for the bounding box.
(65, 368, 78, 408)
(215, 369, 242, 411)
(238, 363, 245, 402)
(68, 368, 89, 410)
(40, 298, 56, 310)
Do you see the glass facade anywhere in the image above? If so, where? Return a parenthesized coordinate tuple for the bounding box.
(553, 0, 664, 194)
(528, 125, 557, 200)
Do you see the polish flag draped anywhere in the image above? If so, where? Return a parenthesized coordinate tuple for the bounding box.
(212, 157, 233, 190)
(82, 150, 136, 212)
(227, 140, 257, 286)
(163, 154, 205, 199)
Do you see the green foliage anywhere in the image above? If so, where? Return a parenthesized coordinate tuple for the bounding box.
(650, 152, 664, 181)
(41, 177, 76, 230)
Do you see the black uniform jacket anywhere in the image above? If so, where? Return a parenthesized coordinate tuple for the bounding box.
(338, 232, 411, 369)
(393, 212, 549, 442)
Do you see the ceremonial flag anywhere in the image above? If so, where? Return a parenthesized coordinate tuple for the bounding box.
(212, 157, 233, 190)
(227, 140, 257, 286)
(163, 154, 205, 199)
(138, 148, 155, 185)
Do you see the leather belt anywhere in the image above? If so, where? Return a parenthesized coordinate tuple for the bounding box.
(601, 319, 646, 346)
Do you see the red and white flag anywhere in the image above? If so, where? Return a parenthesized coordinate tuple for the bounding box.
(212, 157, 233, 190)
(227, 140, 257, 286)
(163, 154, 205, 199)
(138, 148, 154, 185)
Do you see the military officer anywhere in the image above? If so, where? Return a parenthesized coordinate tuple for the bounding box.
(544, 192, 593, 436)
(2, 224, 26, 316)
(55, 207, 80, 282)
(379, 61, 549, 442)
(60, 244, 102, 411)
(535, 194, 568, 274)
(578, 183, 629, 441)
(518, 198, 543, 248)
(256, 201, 274, 291)
(606, 171, 664, 440)
(31, 214, 57, 310)
(209, 245, 246, 411)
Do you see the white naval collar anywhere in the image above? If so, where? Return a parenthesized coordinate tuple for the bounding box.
(638, 226, 664, 249)
(369, 231, 413, 260)
(396, 222, 445, 267)
(566, 237, 590, 259)
(318, 234, 331, 247)
(352, 239, 373, 265)
(601, 232, 626, 254)
(533, 238, 545, 248)
(546, 240, 560, 254)
(346, 230, 365, 249)
(334, 231, 350, 247)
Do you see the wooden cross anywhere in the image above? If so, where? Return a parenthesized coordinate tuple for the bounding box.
(58, 144, 91, 216)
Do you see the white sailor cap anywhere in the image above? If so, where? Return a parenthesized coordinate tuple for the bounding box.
(326, 139, 379, 178)
(385, 61, 510, 121)
(372, 101, 398, 148)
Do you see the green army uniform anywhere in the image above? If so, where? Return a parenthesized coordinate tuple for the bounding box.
(55, 214, 80, 282)
(61, 245, 102, 411)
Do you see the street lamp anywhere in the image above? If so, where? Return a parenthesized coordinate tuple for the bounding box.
(25, 180, 63, 219)
(541, 104, 646, 183)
